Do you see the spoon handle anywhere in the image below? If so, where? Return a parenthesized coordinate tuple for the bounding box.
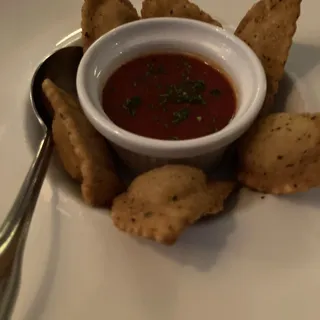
(0, 131, 53, 317)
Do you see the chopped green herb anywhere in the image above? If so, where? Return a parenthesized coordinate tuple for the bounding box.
(196, 116, 202, 122)
(183, 60, 191, 69)
(164, 123, 169, 128)
(159, 93, 169, 105)
(192, 80, 205, 91)
(172, 108, 189, 124)
(123, 96, 141, 116)
(186, 94, 205, 104)
(144, 211, 153, 218)
(210, 89, 221, 96)
(160, 82, 206, 105)
(169, 136, 179, 140)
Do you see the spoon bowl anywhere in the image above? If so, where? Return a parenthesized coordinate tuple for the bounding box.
(31, 46, 83, 129)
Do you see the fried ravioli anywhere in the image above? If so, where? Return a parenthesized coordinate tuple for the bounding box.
(42, 78, 124, 206)
(112, 165, 235, 245)
(81, 0, 139, 52)
(238, 112, 320, 194)
(235, 0, 302, 116)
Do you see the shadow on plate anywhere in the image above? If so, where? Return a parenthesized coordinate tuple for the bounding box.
(273, 71, 295, 113)
(282, 188, 320, 209)
(288, 42, 320, 78)
(273, 42, 320, 113)
(134, 187, 239, 272)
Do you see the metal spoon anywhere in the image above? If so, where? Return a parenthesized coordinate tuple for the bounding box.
(0, 46, 83, 318)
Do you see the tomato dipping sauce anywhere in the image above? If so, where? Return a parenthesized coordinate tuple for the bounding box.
(102, 53, 236, 140)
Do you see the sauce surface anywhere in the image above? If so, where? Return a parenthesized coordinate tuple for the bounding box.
(102, 53, 236, 140)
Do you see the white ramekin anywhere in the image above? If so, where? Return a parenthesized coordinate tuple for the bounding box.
(77, 18, 266, 172)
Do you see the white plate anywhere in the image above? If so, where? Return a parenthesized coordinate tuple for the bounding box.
(1, 0, 320, 319)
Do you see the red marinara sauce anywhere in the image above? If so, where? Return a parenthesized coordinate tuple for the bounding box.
(102, 53, 236, 140)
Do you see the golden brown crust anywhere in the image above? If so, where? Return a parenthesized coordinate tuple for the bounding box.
(42, 78, 124, 206)
(81, 0, 139, 52)
(235, 0, 302, 116)
(141, 0, 222, 27)
(238, 112, 320, 194)
(52, 112, 82, 181)
(112, 165, 235, 245)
